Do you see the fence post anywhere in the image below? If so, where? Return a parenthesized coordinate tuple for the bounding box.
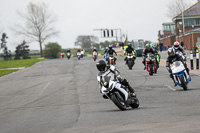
(190, 50, 194, 70)
(196, 48, 199, 70)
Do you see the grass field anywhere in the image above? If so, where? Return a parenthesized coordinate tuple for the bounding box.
(0, 58, 45, 77)
(0, 69, 19, 77)
(0, 54, 41, 61)
(0, 58, 45, 69)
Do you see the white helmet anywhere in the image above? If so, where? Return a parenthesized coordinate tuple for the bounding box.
(173, 41, 180, 50)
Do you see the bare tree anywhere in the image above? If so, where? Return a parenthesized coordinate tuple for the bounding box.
(166, 0, 193, 18)
(75, 35, 99, 49)
(14, 2, 59, 57)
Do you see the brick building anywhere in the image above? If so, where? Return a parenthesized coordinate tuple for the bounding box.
(158, 1, 200, 50)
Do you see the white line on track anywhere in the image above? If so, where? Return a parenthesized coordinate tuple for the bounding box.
(39, 82, 51, 95)
(165, 85, 176, 91)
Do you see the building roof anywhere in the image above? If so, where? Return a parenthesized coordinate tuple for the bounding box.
(173, 1, 200, 20)
(162, 22, 175, 25)
(184, 28, 200, 34)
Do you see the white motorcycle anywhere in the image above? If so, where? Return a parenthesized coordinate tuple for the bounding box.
(67, 52, 71, 59)
(126, 53, 135, 70)
(171, 61, 190, 90)
(97, 66, 139, 110)
(77, 52, 81, 60)
(81, 51, 84, 58)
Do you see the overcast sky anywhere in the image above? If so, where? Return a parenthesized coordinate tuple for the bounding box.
(0, 0, 198, 51)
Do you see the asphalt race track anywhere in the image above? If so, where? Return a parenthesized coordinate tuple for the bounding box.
(0, 56, 200, 133)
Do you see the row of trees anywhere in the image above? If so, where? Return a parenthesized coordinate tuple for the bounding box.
(13, 2, 59, 57)
(75, 35, 99, 49)
(1, 0, 193, 59)
(74, 35, 121, 50)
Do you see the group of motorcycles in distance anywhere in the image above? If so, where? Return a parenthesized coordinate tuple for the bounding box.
(95, 43, 192, 111)
(61, 49, 85, 60)
(100, 43, 190, 91)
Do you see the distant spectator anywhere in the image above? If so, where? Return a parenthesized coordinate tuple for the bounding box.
(180, 42, 184, 48)
(121, 42, 124, 48)
(159, 43, 163, 52)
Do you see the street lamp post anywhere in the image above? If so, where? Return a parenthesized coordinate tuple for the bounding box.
(181, 0, 185, 46)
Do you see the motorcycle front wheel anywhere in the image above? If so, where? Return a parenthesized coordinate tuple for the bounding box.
(128, 60, 133, 70)
(149, 64, 153, 76)
(110, 93, 126, 111)
(179, 75, 187, 91)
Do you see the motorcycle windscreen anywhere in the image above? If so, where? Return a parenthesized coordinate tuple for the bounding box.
(174, 61, 181, 67)
(103, 76, 111, 87)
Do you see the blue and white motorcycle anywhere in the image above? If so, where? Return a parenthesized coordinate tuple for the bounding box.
(171, 61, 190, 90)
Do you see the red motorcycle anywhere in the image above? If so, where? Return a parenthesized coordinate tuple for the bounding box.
(145, 54, 157, 75)
(109, 55, 115, 65)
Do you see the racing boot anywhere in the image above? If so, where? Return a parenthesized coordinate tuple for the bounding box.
(173, 81, 177, 87)
(127, 85, 136, 97)
(142, 60, 146, 70)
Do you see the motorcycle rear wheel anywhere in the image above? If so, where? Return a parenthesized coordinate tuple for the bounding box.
(130, 97, 139, 108)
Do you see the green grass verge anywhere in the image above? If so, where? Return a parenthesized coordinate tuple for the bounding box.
(0, 54, 41, 61)
(0, 69, 18, 77)
(0, 58, 45, 69)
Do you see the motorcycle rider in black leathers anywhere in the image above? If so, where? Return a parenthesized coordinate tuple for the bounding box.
(166, 47, 191, 87)
(107, 45, 117, 64)
(77, 49, 81, 53)
(66, 49, 71, 57)
(67, 49, 71, 54)
(96, 60, 135, 98)
(142, 44, 155, 70)
(124, 43, 136, 64)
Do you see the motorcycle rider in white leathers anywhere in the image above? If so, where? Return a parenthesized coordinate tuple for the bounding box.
(96, 60, 135, 98)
